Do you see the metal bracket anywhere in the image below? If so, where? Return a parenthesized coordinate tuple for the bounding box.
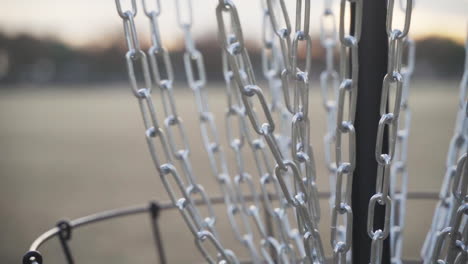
(57, 220, 74, 264)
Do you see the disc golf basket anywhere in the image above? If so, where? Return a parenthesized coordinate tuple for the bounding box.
(22, 0, 467, 264)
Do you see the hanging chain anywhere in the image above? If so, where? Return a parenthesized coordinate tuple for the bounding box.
(108, 0, 468, 263)
(223, 49, 267, 263)
(174, 0, 236, 236)
(389, 1, 416, 262)
(115, 1, 239, 263)
(216, 0, 325, 262)
(366, 1, 413, 263)
(260, 1, 309, 262)
(319, 0, 339, 210)
(267, 0, 324, 261)
(143, 0, 221, 240)
(430, 155, 467, 263)
(389, 39, 415, 264)
(422, 28, 468, 264)
(329, 1, 363, 263)
(218, 0, 300, 261)
(175, 0, 277, 262)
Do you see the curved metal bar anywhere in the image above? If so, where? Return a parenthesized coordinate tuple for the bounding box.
(24, 192, 439, 262)
(29, 203, 155, 251)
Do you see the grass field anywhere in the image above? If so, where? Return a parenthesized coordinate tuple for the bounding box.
(0, 80, 461, 263)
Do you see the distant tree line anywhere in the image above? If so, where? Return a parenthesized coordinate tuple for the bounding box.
(0, 32, 465, 86)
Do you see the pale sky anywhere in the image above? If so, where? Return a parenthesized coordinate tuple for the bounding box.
(0, 0, 466, 48)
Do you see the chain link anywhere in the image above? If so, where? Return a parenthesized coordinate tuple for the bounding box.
(366, 1, 413, 262)
(216, 1, 302, 261)
(107, 0, 468, 263)
(217, 0, 325, 262)
(115, 1, 239, 263)
(389, 4, 416, 261)
(268, 0, 324, 261)
(175, 0, 239, 228)
(329, 0, 363, 262)
(430, 199, 468, 263)
(422, 31, 468, 263)
(260, 2, 305, 262)
(319, 0, 340, 211)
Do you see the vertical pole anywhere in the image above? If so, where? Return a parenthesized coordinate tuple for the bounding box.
(351, 0, 390, 263)
(57, 220, 74, 264)
(149, 202, 167, 264)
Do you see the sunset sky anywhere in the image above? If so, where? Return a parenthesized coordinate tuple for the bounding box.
(0, 0, 466, 48)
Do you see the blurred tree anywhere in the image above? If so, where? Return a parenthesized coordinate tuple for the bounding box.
(415, 37, 465, 79)
(0, 32, 465, 86)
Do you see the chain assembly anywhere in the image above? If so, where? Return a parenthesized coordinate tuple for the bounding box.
(222, 1, 301, 262)
(319, 0, 339, 210)
(328, 0, 363, 263)
(109, 0, 468, 263)
(20, 0, 468, 262)
(216, 0, 324, 262)
(422, 30, 468, 264)
(143, 0, 222, 240)
(366, 1, 413, 263)
(428, 156, 467, 264)
(115, 1, 239, 263)
(172, 1, 268, 261)
(259, 1, 307, 262)
(174, 0, 237, 233)
(389, 2, 416, 263)
(430, 154, 467, 264)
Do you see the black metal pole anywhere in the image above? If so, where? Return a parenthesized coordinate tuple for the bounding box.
(351, 0, 390, 263)
(57, 220, 74, 264)
(149, 202, 167, 264)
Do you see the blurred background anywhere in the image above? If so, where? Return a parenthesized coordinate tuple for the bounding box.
(0, 0, 467, 263)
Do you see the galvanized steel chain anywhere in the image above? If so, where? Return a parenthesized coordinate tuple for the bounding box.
(218, 0, 298, 262)
(111, 0, 433, 263)
(422, 30, 468, 264)
(389, 38, 415, 264)
(174, 0, 240, 233)
(143, 0, 221, 240)
(260, 1, 308, 262)
(329, 0, 363, 263)
(319, 0, 339, 210)
(220, 31, 266, 264)
(265, 0, 325, 261)
(366, 1, 413, 263)
(389, 1, 416, 262)
(115, 1, 239, 263)
(173, 2, 270, 261)
(431, 205, 468, 264)
(216, 0, 324, 262)
(430, 155, 467, 263)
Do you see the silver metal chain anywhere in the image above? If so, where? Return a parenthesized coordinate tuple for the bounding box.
(260, 1, 309, 262)
(422, 29, 468, 264)
(319, 0, 339, 210)
(115, 1, 239, 263)
(265, 0, 324, 261)
(174, 0, 235, 237)
(430, 155, 467, 263)
(172, 1, 265, 260)
(143, 0, 221, 241)
(366, 1, 413, 263)
(389, 2, 416, 263)
(330, 1, 363, 263)
(175, 0, 280, 262)
(389, 36, 415, 264)
(216, 0, 324, 262)
(218, 1, 300, 262)
(110, 0, 468, 263)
